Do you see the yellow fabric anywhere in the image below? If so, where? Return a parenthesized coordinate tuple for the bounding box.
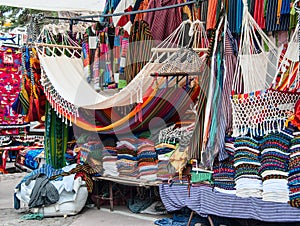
(169, 146, 188, 179)
(277, 0, 283, 24)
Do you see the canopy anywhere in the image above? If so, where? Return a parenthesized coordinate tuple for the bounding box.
(0, 0, 105, 12)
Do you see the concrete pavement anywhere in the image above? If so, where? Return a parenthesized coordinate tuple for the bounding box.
(0, 171, 170, 226)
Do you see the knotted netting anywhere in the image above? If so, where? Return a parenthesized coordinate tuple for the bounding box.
(231, 0, 300, 137)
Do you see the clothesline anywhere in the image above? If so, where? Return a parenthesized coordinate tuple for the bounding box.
(71, 0, 206, 20)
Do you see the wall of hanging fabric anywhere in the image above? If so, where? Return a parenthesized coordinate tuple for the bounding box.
(16, 47, 46, 123)
(0, 46, 23, 125)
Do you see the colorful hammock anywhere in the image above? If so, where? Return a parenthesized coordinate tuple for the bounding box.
(54, 83, 200, 134)
(35, 21, 205, 134)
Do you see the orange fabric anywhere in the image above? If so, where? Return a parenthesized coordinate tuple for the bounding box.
(134, 0, 149, 22)
(277, 0, 283, 24)
(206, 0, 218, 30)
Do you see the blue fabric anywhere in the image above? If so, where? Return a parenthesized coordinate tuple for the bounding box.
(100, 0, 121, 22)
(16, 164, 64, 189)
(14, 192, 20, 210)
(154, 210, 209, 226)
(280, 0, 290, 15)
(24, 149, 43, 170)
(159, 184, 300, 222)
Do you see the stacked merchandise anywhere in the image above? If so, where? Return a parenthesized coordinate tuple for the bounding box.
(288, 132, 300, 207)
(213, 136, 236, 194)
(16, 148, 44, 170)
(102, 146, 118, 177)
(156, 143, 176, 181)
(65, 141, 78, 165)
(260, 131, 292, 203)
(234, 136, 262, 198)
(78, 142, 103, 174)
(137, 139, 158, 181)
(116, 138, 139, 179)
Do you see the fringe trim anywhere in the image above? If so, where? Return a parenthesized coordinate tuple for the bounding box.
(231, 89, 300, 137)
(40, 67, 78, 126)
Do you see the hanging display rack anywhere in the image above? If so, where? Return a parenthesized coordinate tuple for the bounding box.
(70, 0, 207, 20)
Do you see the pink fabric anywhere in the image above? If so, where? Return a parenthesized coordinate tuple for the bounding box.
(144, 0, 182, 43)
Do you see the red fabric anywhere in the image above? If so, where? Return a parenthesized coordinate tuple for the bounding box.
(0, 47, 22, 124)
(144, 0, 182, 42)
(253, 0, 266, 29)
(117, 6, 133, 27)
(291, 99, 300, 129)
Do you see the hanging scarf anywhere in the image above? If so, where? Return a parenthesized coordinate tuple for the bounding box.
(44, 101, 69, 169)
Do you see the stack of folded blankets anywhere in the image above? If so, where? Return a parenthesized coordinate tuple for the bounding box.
(288, 132, 300, 207)
(102, 146, 118, 177)
(155, 143, 176, 181)
(79, 142, 103, 173)
(137, 139, 158, 181)
(116, 138, 139, 179)
(234, 136, 262, 198)
(213, 136, 236, 194)
(260, 131, 292, 203)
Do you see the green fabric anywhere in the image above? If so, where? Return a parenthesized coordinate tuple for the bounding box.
(21, 213, 44, 220)
(44, 101, 68, 169)
(190, 172, 213, 183)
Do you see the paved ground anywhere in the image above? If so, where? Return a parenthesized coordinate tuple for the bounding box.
(0, 167, 170, 226)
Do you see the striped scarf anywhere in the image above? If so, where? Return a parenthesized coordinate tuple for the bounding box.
(124, 20, 155, 84)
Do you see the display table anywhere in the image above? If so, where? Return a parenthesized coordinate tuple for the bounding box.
(93, 176, 161, 211)
(159, 184, 300, 223)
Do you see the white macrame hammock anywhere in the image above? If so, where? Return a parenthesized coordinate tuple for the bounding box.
(36, 20, 208, 124)
(231, 3, 300, 137)
(233, 0, 279, 94)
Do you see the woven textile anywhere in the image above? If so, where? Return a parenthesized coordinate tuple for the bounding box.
(124, 20, 155, 84)
(260, 131, 293, 203)
(288, 132, 300, 207)
(0, 46, 23, 124)
(234, 136, 262, 198)
(44, 101, 68, 169)
(213, 136, 236, 192)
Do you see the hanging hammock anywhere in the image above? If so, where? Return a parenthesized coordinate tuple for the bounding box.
(35, 20, 207, 132)
(232, 0, 279, 95)
(48, 48, 202, 133)
(231, 1, 300, 137)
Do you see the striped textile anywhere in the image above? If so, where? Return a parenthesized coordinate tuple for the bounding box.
(124, 20, 155, 84)
(227, 0, 243, 34)
(213, 136, 236, 192)
(60, 84, 200, 134)
(188, 70, 209, 160)
(234, 136, 262, 198)
(288, 133, 300, 207)
(159, 184, 300, 222)
(253, 0, 265, 29)
(206, 0, 218, 30)
(44, 101, 68, 169)
(144, 0, 182, 42)
(265, 0, 290, 31)
(222, 26, 238, 134)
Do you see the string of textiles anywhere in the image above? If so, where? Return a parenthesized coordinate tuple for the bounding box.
(81, 0, 200, 90)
